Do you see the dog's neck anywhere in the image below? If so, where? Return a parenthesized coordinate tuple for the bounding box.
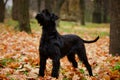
(41, 23, 59, 40)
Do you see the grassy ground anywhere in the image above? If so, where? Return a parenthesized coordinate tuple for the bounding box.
(4, 19, 110, 38)
(59, 21, 109, 37)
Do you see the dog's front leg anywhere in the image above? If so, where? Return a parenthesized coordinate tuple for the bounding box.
(51, 57, 60, 78)
(39, 56, 47, 77)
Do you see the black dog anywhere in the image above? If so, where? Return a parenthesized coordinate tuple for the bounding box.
(36, 9, 99, 78)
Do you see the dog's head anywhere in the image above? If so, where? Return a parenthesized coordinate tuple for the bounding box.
(35, 9, 59, 26)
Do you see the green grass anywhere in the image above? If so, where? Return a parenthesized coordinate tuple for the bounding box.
(59, 21, 109, 37)
(60, 21, 109, 28)
(63, 78, 70, 80)
(0, 58, 16, 66)
(113, 62, 120, 71)
(79, 69, 85, 74)
(60, 21, 77, 27)
(5, 19, 19, 27)
(5, 19, 41, 32)
(4, 19, 109, 37)
(81, 23, 110, 28)
(30, 19, 41, 31)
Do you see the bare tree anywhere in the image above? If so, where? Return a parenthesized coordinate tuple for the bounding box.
(54, 0, 66, 26)
(54, 0, 65, 17)
(102, 0, 109, 23)
(45, 0, 52, 12)
(110, 0, 120, 56)
(18, 0, 31, 33)
(37, 0, 41, 12)
(92, 0, 102, 23)
(79, 0, 85, 25)
(37, 0, 53, 12)
(12, 0, 20, 20)
(0, 0, 8, 22)
(38, 0, 65, 19)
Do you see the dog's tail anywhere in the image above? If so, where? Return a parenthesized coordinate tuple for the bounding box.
(82, 36, 99, 43)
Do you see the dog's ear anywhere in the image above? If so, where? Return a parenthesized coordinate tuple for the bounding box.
(35, 14, 39, 20)
(51, 13, 59, 21)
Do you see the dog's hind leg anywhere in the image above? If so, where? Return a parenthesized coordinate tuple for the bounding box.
(67, 53, 78, 68)
(39, 56, 47, 77)
(77, 45, 93, 76)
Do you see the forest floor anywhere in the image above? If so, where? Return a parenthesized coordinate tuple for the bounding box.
(0, 20, 120, 80)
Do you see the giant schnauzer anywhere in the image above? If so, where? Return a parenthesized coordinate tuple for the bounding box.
(35, 9, 99, 78)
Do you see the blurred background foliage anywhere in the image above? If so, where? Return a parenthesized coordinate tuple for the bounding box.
(0, 0, 120, 55)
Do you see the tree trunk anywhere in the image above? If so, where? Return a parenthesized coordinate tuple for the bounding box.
(12, 0, 20, 20)
(0, 0, 5, 22)
(102, 0, 109, 23)
(45, 0, 52, 12)
(110, 0, 120, 56)
(92, 0, 102, 23)
(54, 0, 65, 16)
(54, 0, 65, 26)
(18, 0, 31, 33)
(79, 0, 85, 25)
(66, 0, 69, 15)
(37, 0, 41, 12)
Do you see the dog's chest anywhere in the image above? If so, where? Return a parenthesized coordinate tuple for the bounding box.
(40, 38, 62, 57)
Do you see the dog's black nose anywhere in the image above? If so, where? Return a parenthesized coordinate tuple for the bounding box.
(35, 13, 43, 20)
(35, 14, 40, 20)
(42, 9, 49, 13)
